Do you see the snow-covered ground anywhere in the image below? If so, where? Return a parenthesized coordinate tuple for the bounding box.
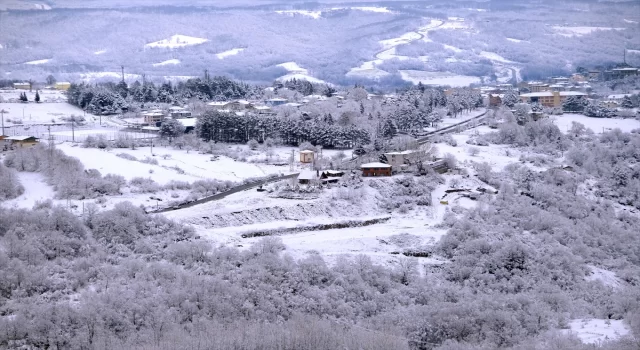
(94, 50, 107, 55)
(480, 51, 514, 63)
(563, 319, 631, 344)
(551, 114, 640, 134)
(0, 90, 67, 104)
(506, 38, 524, 43)
(0, 100, 101, 126)
(276, 62, 326, 84)
(24, 58, 51, 65)
(216, 48, 245, 59)
(152, 59, 180, 67)
(275, 10, 322, 19)
(144, 34, 208, 49)
(400, 70, 481, 87)
(1, 172, 55, 209)
(55, 143, 294, 184)
(585, 265, 623, 289)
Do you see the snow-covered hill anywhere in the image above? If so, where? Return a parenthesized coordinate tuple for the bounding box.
(145, 34, 208, 49)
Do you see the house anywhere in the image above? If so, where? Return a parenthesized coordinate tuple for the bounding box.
(297, 170, 318, 184)
(265, 98, 288, 107)
(588, 71, 601, 81)
(320, 170, 344, 183)
(142, 110, 165, 125)
(361, 162, 392, 177)
(529, 84, 550, 93)
(300, 150, 314, 163)
(611, 67, 639, 79)
(55, 82, 71, 91)
(226, 100, 255, 111)
(207, 101, 230, 110)
(384, 150, 423, 168)
(5, 135, 39, 147)
(519, 91, 587, 108)
(168, 106, 192, 118)
(13, 82, 30, 90)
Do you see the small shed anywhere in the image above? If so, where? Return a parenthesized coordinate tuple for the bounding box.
(320, 170, 344, 183)
(300, 150, 315, 163)
(297, 170, 318, 184)
(361, 162, 392, 177)
(5, 135, 39, 147)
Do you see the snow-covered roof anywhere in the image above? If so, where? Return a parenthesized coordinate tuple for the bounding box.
(520, 91, 587, 97)
(254, 105, 271, 110)
(300, 150, 314, 154)
(361, 162, 391, 168)
(5, 135, 38, 141)
(142, 112, 164, 117)
(174, 118, 197, 127)
(608, 94, 632, 99)
(265, 98, 288, 102)
(385, 150, 419, 156)
(169, 106, 185, 111)
(141, 126, 160, 131)
(612, 68, 639, 71)
(297, 170, 318, 180)
(207, 101, 229, 106)
(284, 102, 303, 107)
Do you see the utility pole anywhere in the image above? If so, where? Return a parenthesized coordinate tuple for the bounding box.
(0, 109, 6, 136)
(71, 118, 75, 142)
(121, 65, 125, 82)
(290, 149, 294, 172)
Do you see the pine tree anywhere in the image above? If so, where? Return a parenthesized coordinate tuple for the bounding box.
(621, 96, 633, 109)
(35, 91, 40, 103)
(381, 119, 398, 139)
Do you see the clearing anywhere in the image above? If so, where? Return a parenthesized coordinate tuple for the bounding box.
(216, 48, 245, 59)
(144, 34, 208, 49)
(152, 59, 180, 67)
(551, 114, 640, 134)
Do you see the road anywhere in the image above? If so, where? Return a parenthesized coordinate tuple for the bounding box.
(371, 19, 444, 63)
(150, 173, 299, 213)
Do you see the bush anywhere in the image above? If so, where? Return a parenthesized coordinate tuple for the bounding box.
(0, 163, 25, 200)
(140, 157, 159, 165)
(247, 139, 259, 150)
(116, 153, 138, 161)
(467, 147, 480, 156)
(130, 177, 161, 193)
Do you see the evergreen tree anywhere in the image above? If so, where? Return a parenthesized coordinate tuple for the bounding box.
(35, 91, 40, 103)
(502, 90, 520, 108)
(381, 119, 398, 139)
(160, 119, 185, 142)
(562, 96, 587, 112)
(621, 96, 633, 109)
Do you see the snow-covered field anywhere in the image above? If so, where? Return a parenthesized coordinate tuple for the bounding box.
(276, 62, 326, 84)
(1, 172, 55, 209)
(24, 58, 52, 65)
(216, 48, 245, 59)
(152, 59, 180, 67)
(0, 90, 67, 104)
(55, 143, 294, 184)
(400, 70, 481, 87)
(144, 34, 208, 49)
(551, 114, 640, 134)
(0, 100, 96, 124)
(563, 319, 631, 344)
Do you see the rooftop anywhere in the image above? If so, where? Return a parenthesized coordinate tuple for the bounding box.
(361, 162, 391, 168)
(520, 91, 587, 97)
(297, 170, 318, 180)
(5, 135, 38, 141)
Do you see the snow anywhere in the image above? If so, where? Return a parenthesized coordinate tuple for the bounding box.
(216, 48, 245, 59)
(551, 114, 640, 134)
(585, 265, 622, 289)
(379, 32, 422, 50)
(443, 44, 463, 53)
(553, 26, 624, 37)
(275, 10, 322, 19)
(276, 62, 326, 84)
(400, 70, 481, 87)
(56, 143, 293, 185)
(349, 6, 391, 13)
(623, 19, 638, 24)
(480, 51, 514, 63)
(563, 319, 631, 344)
(152, 59, 180, 67)
(0, 172, 55, 209)
(506, 38, 523, 43)
(144, 34, 208, 49)
(24, 58, 51, 65)
(94, 50, 107, 55)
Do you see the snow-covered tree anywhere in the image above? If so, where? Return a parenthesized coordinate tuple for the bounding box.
(502, 90, 520, 108)
(160, 119, 185, 142)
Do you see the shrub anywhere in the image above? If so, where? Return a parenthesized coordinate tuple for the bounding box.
(247, 139, 259, 150)
(140, 157, 159, 165)
(116, 153, 138, 161)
